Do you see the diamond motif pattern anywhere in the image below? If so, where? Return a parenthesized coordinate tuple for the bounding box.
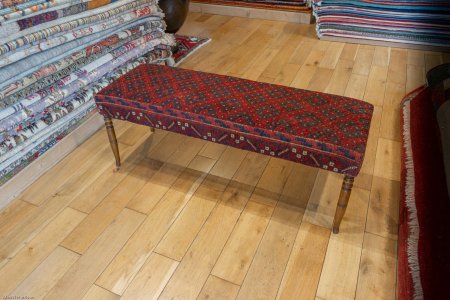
(95, 64, 374, 176)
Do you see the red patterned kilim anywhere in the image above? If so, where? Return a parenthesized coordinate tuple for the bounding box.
(95, 64, 374, 176)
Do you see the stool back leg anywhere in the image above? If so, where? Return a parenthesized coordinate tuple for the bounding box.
(332, 175, 354, 234)
(104, 117, 121, 170)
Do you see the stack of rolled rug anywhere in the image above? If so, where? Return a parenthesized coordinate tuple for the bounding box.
(0, 0, 176, 184)
(310, 0, 450, 48)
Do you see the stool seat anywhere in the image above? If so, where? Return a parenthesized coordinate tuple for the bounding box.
(95, 64, 373, 176)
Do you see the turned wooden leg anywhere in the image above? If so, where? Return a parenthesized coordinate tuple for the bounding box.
(104, 117, 121, 170)
(332, 175, 354, 234)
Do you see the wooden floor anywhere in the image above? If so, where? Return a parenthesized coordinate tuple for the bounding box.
(1, 12, 449, 300)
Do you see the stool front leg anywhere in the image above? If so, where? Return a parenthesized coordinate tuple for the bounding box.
(332, 175, 354, 234)
(104, 116, 121, 170)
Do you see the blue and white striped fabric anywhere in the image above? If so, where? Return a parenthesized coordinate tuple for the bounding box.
(310, 0, 450, 48)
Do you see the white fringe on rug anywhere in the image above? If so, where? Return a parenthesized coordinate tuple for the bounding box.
(402, 97, 424, 300)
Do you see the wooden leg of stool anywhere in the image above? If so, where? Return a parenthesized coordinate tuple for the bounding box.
(332, 175, 354, 234)
(104, 117, 121, 170)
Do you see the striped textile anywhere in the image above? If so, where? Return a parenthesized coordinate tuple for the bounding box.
(0, 0, 175, 185)
(310, 0, 450, 48)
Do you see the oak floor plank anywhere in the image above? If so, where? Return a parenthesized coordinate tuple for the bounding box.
(126, 135, 205, 214)
(387, 49, 407, 85)
(325, 59, 354, 96)
(319, 42, 345, 70)
(209, 147, 248, 180)
(379, 106, 401, 142)
(82, 285, 120, 300)
(303, 171, 343, 229)
(364, 65, 388, 106)
(307, 67, 334, 92)
(344, 73, 369, 100)
(188, 155, 217, 173)
(121, 253, 178, 300)
(272, 63, 302, 87)
(406, 64, 425, 94)
(95, 167, 210, 295)
(210, 157, 299, 284)
(60, 158, 163, 254)
(383, 82, 406, 108)
(407, 50, 425, 67)
(241, 46, 281, 81)
(44, 208, 145, 300)
(279, 164, 317, 210)
(276, 222, 330, 300)
(11, 246, 79, 300)
(290, 47, 328, 89)
(236, 201, 303, 300)
(340, 43, 359, 61)
(18, 122, 130, 206)
(372, 46, 391, 67)
(154, 174, 225, 261)
(0, 207, 85, 296)
(316, 188, 370, 300)
(0, 129, 150, 267)
(197, 275, 240, 300)
(373, 138, 401, 181)
(69, 130, 168, 214)
(355, 233, 397, 300)
(258, 33, 304, 83)
(211, 199, 274, 285)
(233, 152, 270, 187)
(158, 153, 269, 299)
(366, 177, 400, 240)
(353, 47, 375, 76)
(288, 39, 314, 67)
(198, 142, 227, 160)
(226, 23, 280, 77)
(257, 158, 294, 195)
(0, 200, 36, 239)
(159, 180, 255, 300)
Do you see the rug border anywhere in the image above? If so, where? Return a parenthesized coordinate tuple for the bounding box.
(401, 87, 426, 300)
(174, 36, 212, 66)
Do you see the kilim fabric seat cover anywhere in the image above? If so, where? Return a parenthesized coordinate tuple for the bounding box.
(95, 64, 374, 176)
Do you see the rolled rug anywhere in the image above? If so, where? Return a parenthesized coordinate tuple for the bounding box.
(0, 48, 172, 179)
(0, 21, 163, 105)
(0, 29, 167, 133)
(0, 0, 158, 50)
(0, 16, 164, 88)
(0, 3, 162, 66)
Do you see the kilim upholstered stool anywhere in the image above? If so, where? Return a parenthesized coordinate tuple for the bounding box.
(94, 64, 374, 233)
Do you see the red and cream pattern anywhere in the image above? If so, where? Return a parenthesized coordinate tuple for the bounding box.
(95, 64, 373, 176)
(399, 85, 450, 299)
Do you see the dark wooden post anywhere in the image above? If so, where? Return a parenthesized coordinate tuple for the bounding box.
(104, 117, 121, 170)
(332, 175, 354, 234)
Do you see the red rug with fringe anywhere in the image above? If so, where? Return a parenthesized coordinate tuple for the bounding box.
(399, 86, 450, 299)
(173, 35, 211, 65)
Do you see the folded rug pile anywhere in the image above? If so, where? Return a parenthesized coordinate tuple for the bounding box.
(310, 0, 450, 48)
(0, 0, 176, 185)
(193, 0, 310, 12)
